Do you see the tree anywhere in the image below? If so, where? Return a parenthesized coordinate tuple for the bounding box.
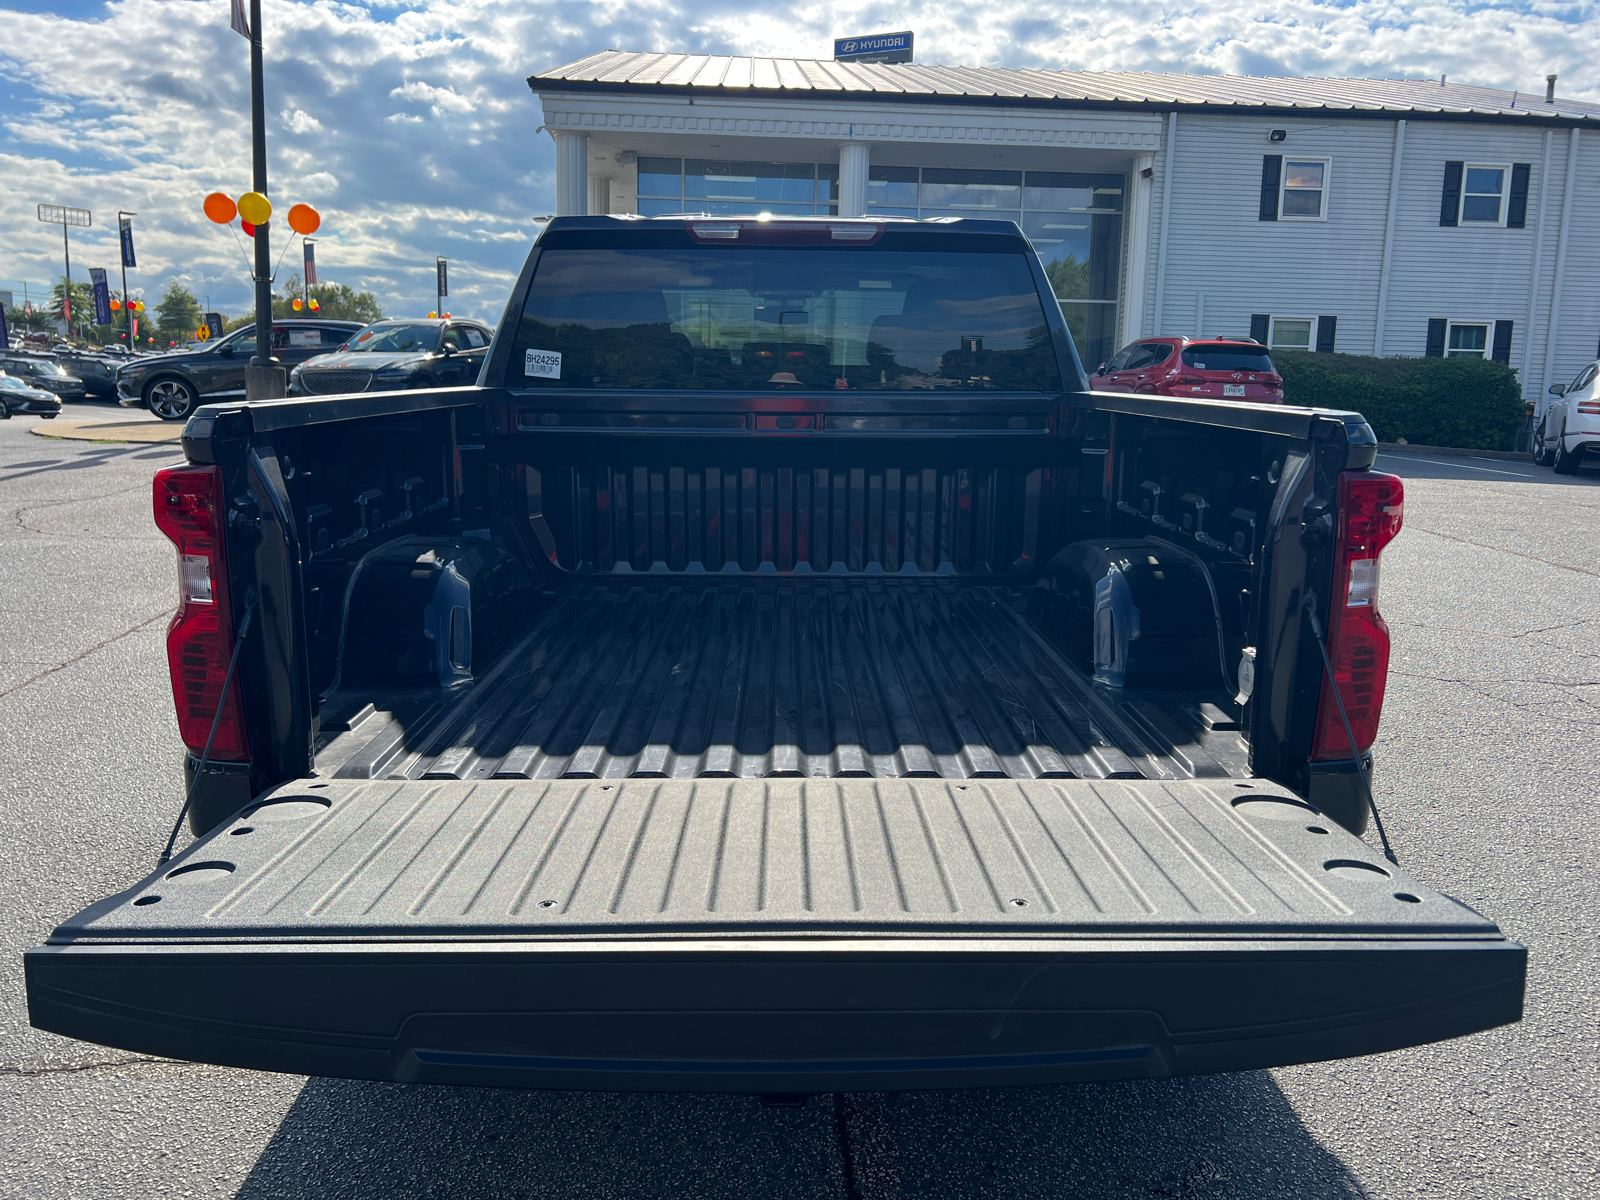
(1043, 254, 1091, 301)
(271, 273, 385, 323)
(47, 277, 94, 330)
(156, 281, 203, 343)
(6, 304, 53, 335)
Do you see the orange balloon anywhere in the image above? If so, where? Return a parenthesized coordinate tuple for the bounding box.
(203, 192, 237, 224)
(109, 299, 122, 311)
(291, 298, 303, 311)
(287, 203, 321, 235)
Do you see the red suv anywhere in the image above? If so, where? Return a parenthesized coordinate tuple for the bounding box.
(1088, 337, 1285, 403)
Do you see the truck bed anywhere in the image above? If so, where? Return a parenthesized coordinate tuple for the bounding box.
(28, 775, 1523, 1091)
(313, 577, 1248, 785)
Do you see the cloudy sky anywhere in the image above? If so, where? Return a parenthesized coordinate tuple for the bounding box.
(2, 0, 1597, 325)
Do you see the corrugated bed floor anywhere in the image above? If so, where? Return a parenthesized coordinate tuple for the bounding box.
(316, 578, 1249, 784)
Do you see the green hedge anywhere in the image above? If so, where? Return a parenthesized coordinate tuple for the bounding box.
(1275, 353, 1526, 451)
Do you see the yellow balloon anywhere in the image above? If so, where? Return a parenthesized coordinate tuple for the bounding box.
(237, 191, 272, 225)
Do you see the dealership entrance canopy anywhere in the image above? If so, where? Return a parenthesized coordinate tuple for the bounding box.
(529, 51, 1600, 373)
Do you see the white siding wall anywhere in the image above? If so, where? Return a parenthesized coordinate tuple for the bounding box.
(1550, 132, 1600, 397)
(1154, 115, 1396, 350)
(1128, 115, 1596, 408)
(1385, 121, 1555, 401)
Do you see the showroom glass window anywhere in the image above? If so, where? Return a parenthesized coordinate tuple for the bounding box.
(636, 159, 1125, 369)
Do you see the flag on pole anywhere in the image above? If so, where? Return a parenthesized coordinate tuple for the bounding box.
(304, 240, 317, 287)
(118, 215, 137, 269)
(90, 268, 113, 326)
(231, 0, 251, 39)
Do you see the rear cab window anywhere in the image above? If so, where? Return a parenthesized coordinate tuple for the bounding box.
(510, 226, 1065, 392)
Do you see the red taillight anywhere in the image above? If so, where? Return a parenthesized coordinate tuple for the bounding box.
(153, 465, 248, 760)
(1312, 471, 1404, 761)
(1577, 399, 1600, 415)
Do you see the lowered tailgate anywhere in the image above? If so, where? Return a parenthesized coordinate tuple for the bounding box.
(27, 777, 1523, 1091)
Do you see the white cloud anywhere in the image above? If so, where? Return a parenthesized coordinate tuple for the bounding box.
(282, 108, 324, 134)
(0, 0, 1595, 324)
(390, 80, 477, 115)
(299, 171, 340, 197)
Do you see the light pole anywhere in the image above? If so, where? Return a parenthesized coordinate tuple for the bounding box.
(37, 204, 91, 337)
(245, 0, 279, 397)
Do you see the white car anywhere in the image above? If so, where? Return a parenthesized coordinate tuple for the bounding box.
(1533, 360, 1600, 474)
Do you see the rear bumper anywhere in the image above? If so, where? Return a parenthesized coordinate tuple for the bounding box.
(4, 398, 62, 417)
(26, 934, 1524, 1092)
(1564, 432, 1600, 456)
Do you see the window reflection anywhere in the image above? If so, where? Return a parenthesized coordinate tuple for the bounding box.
(513, 246, 1063, 392)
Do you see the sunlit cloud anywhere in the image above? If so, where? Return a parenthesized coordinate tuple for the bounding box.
(1, 0, 1594, 322)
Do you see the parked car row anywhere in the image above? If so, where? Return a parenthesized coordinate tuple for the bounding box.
(0, 350, 90, 401)
(111, 317, 494, 419)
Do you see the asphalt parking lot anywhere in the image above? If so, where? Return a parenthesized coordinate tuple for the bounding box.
(0, 411, 1593, 1199)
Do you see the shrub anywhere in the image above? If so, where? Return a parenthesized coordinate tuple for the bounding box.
(1275, 353, 1525, 451)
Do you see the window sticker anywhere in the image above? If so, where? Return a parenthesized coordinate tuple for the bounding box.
(525, 348, 562, 379)
(288, 329, 320, 347)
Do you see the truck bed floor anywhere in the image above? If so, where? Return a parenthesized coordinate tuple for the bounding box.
(316, 578, 1248, 783)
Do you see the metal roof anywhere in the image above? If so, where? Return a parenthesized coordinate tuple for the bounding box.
(532, 51, 1600, 125)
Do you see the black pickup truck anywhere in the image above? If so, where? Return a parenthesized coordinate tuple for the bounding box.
(27, 216, 1523, 1093)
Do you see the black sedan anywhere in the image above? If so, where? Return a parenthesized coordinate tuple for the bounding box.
(0, 373, 63, 418)
(0, 354, 87, 401)
(288, 319, 491, 396)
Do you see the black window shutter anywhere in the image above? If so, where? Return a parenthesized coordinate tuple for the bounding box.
(1316, 316, 1337, 354)
(1440, 161, 1463, 226)
(1507, 164, 1531, 228)
(1250, 314, 1270, 343)
(1492, 320, 1514, 364)
(1259, 156, 1282, 221)
(1425, 318, 1447, 357)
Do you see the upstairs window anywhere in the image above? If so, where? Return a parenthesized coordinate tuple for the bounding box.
(1460, 166, 1508, 225)
(1259, 155, 1330, 220)
(1280, 158, 1329, 219)
(1440, 162, 1528, 227)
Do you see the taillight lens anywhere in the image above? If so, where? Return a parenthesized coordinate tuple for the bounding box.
(1577, 399, 1600, 415)
(1312, 471, 1404, 761)
(153, 465, 248, 760)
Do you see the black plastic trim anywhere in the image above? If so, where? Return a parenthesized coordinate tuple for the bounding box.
(27, 935, 1525, 1092)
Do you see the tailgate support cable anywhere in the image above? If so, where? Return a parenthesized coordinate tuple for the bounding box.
(158, 587, 259, 867)
(1303, 591, 1398, 865)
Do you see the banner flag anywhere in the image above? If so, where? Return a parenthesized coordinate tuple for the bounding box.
(90, 268, 113, 326)
(119, 215, 137, 268)
(206, 312, 224, 340)
(0, 306, 9, 352)
(436, 258, 448, 298)
(304, 240, 317, 287)
(230, 0, 251, 39)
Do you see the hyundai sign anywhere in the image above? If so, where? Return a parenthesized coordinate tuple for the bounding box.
(833, 31, 913, 64)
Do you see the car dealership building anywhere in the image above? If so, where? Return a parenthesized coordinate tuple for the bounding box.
(529, 52, 1600, 406)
